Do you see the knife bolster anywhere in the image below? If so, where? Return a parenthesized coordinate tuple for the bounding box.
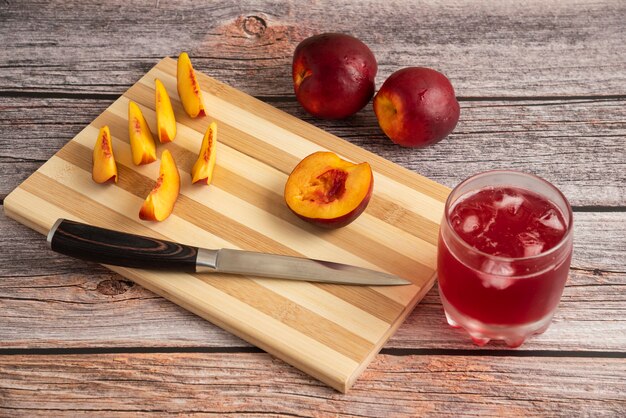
(196, 248, 219, 273)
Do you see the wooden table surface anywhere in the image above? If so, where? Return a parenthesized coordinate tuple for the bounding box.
(1, 0, 625, 415)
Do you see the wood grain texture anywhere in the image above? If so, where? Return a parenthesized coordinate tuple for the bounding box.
(49, 219, 200, 272)
(1, 0, 625, 97)
(1, 353, 624, 416)
(2, 96, 625, 206)
(1, 0, 625, 412)
(2, 212, 624, 352)
(3, 57, 450, 392)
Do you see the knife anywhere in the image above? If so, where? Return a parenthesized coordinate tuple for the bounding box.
(46, 219, 411, 286)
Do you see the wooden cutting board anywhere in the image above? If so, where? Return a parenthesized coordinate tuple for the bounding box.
(4, 57, 449, 392)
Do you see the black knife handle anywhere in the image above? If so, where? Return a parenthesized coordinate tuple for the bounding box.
(47, 219, 198, 272)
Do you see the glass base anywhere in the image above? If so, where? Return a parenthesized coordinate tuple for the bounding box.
(439, 283, 553, 348)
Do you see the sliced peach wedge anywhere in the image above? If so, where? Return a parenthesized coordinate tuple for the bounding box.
(92, 125, 118, 184)
(139, 150, 180, 221)
(177, 52, 206, 118)
(191, 121, 217, 185)
(284, 152, 374, 229)
(155, 78, 177, 143)
(128, 100, 157, 166)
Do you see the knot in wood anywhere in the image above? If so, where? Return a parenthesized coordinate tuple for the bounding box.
(243, 15, 267, 37)
(96, 279, 134, 296)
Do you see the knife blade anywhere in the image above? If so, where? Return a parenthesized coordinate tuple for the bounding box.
(47, 219, 411, 286)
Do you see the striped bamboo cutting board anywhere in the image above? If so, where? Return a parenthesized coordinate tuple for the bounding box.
(4, 57, 449, 392)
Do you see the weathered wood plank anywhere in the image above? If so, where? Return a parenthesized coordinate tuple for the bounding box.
(2, 212, 624, 351)
(1, 97, 624, 206)
(1, 353, 624, 415)
(0, 0, 624, 97)
(395, 268, 626, 351)
(0, 0, 623, 411)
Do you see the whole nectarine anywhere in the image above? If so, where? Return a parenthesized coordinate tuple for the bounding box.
(284, 152, 373, 228)
(374, 67, 460, 147)
(292, 33, 377, 119)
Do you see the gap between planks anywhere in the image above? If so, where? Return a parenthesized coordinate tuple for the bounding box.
(0, 346, 623, 359)
(2, 90, 626, 102)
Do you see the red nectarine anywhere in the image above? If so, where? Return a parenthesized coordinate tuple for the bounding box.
(374, 67, 460, 147)
(292, 33, 377, 119)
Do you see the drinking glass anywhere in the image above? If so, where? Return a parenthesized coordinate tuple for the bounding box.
(437, 170, 574, 347)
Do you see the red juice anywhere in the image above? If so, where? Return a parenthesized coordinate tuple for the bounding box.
(437, 172, 573, 346)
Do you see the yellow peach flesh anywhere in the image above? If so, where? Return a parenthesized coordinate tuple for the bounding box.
(285, 152, 373, 221)
(191, 121, 217, 185)
(155, 78, 176, 143)
(92, 125, 118, 184)
(139, 150, 180, 221)
(128, 101, 157, 166)
(177, 52, 206, 118)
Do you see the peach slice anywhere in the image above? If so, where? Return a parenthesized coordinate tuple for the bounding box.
(155, 78, 176, 143)
(139, 150, 180, 221)
(92, 125, 118, 184)
(284, 152, 373, 228)
(177, 52, 206, 118)
(191, 121, 217, 185)
(128, 101, 157, 165)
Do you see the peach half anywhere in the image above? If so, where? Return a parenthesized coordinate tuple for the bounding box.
(139, 149, 180, 221)
(128, 101, 157, 165)
(155, 78, 176, 143)
(191, 121, 217, 185)
(92, 125, 118, 184)
(284, 152, 373, 228)
(177, 52, 206, 118)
